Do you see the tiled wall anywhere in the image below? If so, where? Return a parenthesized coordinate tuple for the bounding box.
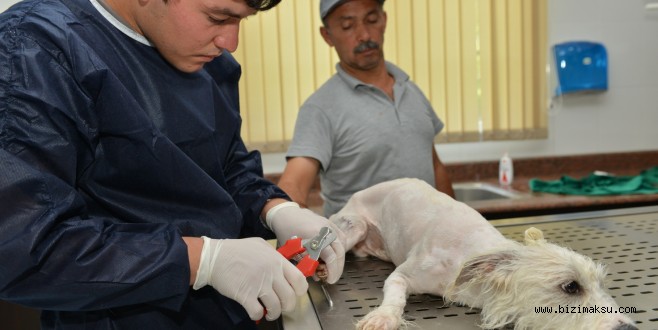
(267, 150, 658, 186)
(444, 150, 658, 183)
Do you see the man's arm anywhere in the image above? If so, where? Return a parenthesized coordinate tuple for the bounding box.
(277, 157, 321, 208)
(432, 147, 455, 198)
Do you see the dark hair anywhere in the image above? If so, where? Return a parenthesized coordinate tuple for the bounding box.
(246, 0, 282, 11)
(161, 0, 281, 11)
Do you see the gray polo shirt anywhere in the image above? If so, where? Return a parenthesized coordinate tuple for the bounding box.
(287, 62, 444, 216)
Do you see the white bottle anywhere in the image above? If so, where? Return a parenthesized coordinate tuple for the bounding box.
(499, 152, 514, 186)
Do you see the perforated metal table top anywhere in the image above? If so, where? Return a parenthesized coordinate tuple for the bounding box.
(296, 206, 658, 330)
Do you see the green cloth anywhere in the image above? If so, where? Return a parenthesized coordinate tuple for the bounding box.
(529, 166, 658, 195)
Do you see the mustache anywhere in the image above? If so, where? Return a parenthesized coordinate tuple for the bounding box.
(354, 40, 380, 54)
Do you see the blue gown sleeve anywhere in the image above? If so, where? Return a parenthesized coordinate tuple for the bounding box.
(0, 25, 190, 311)
(205, 55, 290, 239)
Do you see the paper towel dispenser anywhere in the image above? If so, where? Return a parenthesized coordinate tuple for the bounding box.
(552, 41, 608, 96)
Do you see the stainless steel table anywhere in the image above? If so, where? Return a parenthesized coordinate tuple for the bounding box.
(284, 206, 658, 330)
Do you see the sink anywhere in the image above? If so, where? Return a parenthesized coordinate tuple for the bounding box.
(453, 182, 523, 202)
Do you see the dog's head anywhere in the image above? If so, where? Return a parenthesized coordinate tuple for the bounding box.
(452, 227, 636, 330)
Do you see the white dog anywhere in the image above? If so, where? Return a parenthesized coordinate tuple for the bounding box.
(328, 178, 637, 330)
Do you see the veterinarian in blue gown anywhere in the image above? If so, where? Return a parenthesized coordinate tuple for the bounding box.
(0, 0, 345, 329)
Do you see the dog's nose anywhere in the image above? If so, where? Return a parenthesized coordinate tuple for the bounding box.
(614, 323, 638, 330)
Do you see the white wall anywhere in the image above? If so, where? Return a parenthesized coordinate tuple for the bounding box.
(4, 0, 657, 173)
(547, 0, 658, 153)
(266, 0, 658, 173)
(1, 1, 18, 12)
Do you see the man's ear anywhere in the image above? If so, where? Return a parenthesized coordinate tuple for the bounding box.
(320, 26, 334, 47)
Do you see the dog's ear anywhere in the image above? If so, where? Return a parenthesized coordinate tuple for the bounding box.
(455, 251, 516, 287)
(524, 227, 546, 246)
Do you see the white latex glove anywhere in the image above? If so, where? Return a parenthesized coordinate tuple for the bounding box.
(192, 237, 308, 321)
(266, 202, 346, 284)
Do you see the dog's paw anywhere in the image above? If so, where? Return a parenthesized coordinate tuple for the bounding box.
(315, 263, 329, 282)
(356, 306, 402, 330)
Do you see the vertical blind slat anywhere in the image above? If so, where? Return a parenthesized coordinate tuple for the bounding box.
(492, 0, 509, 133)
(461, 0, 480, 134)
(261, 10, 283, 142)
(444, 0, 464, 135)
(507, 0, 524, 131)
(428, 0, 448, 127)
(477, 0, 492, 134)
(240, 18, 267, 143)
(235, 0, 546, 150)
(411, 1, 430, 91)
(279, 6, 299, 142)
(523, 1, 535, 130)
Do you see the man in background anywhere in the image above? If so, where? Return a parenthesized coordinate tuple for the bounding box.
(278, 0, 454, 217)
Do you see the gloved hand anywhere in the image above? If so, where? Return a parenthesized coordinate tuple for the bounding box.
(192, 237, 308, 321)
(266, 202, 346, 284)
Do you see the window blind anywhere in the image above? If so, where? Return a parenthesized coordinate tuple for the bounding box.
(233, 0, 548, 152)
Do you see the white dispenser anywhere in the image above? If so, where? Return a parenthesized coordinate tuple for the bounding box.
(499, 153, 514, 186)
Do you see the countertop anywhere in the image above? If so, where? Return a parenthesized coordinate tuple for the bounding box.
(266, 150, 658, 219)
(447, 150, 658, 219)
(458, 175, 658, 219)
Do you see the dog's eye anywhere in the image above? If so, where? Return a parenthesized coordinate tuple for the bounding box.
(561, 281, 581, 294)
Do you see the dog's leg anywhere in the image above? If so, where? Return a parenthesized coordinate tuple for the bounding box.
(356, 263, 412, 330)
(329, 213, 368, 252)
(315, 213, 370, 282)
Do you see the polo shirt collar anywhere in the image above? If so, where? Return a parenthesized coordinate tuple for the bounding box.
(335, 61, 410, 90)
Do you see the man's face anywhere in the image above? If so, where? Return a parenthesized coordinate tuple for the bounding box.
(320, 0, 387, 73)
(137, 0, 257, 73)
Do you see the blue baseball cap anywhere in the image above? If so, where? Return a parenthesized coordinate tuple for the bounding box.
(320, 0, 385, 20)
(320, 0, 345, 19)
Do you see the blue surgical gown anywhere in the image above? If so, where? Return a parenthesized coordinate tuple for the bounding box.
(0, 0, 288, 328)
